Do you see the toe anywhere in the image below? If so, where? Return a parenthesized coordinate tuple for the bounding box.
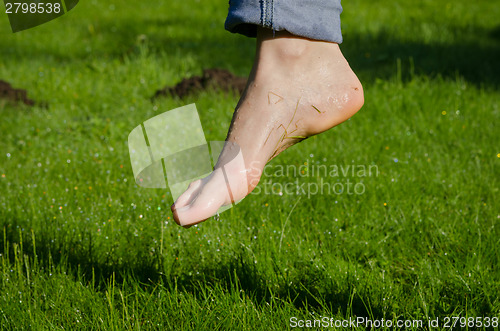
(173, 174, 230, 226)
(173, 179, 203, 208)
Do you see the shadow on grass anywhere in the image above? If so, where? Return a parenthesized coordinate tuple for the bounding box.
(341, 26, 500, 86)
(2, 215, 495, 317)
(98, 21, 500, 86)
(1, 15, 499, 87)
(1, 225, 378, 317)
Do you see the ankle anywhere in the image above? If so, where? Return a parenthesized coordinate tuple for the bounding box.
(257, 28, 315, 65)
(255, 28, 345, 75)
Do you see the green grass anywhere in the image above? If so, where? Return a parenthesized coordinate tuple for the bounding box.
(0, 0, 499, 329)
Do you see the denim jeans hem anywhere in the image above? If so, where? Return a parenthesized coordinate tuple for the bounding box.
(224, 0, 343, 43)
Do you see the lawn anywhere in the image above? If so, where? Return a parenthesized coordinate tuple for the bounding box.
(0, 0, 499, 329)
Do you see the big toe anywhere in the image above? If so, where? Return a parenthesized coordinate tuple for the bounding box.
(172, 179, 203, 209)
(172, 173, 231, 226)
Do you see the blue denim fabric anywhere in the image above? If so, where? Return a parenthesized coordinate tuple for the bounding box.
(225, 0, 343, 43)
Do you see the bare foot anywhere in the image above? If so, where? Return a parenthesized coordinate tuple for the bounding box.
(172, 28, 364, 226)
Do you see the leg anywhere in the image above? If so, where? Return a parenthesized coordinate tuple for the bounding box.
(172, 2, 364, 227)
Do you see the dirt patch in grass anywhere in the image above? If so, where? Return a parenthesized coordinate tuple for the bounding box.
(152, 68, 247, 100)
(0, 80, 35, 106)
